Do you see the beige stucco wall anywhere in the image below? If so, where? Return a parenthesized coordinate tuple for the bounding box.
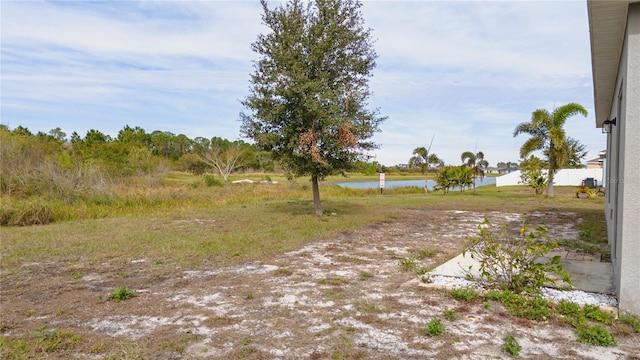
(609, 3, 640, 315)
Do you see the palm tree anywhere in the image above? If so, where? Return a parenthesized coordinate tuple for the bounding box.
(409, 147, 442, 175)
(513, 103, 588, 197)
(409, 145, 442, 193)
(461, 150, 489, 192)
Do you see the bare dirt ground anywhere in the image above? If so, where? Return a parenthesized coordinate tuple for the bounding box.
(2, 209, 639, 359)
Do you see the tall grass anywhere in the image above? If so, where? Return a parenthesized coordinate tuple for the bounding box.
(1, 173, 605, 276)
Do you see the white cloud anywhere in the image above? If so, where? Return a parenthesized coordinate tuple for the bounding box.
(1, 0, 603, 167)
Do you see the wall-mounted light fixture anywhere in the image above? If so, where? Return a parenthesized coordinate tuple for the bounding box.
(602, 118, 617, 134)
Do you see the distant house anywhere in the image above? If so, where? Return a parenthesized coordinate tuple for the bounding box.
(586, 157, 603, 169)
(588, 0, 640, 315)
(498, 167, 518, 175)
(485, 167, 500, 175)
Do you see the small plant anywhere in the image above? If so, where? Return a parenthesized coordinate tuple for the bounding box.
(487, 290, 552, 321)
(274, 268, 293, 276)
(619, 313, 640, 332)
(556, 299, 582, 317)
(502, 334, 522, 356)
(203, 175, 223, 187)
(483, 301, 491, 309)
(108, 286, 137, 303)
(576, 325, 617, 346)
(450, 288, 479, 302)
(464, 216, 571, 294)
(424, 318, 445, 337)
(29, 326, 82, 352)
(358, 271, 374, 281)
(443, 309, 457, 321)
(398, 257, 417, 271)
(583, 304, 614, 325)
(70, 272, 83, 279)
(244, 292, 254, 300)
(415, 248, 436, 260)
(30, 326, 57, 341)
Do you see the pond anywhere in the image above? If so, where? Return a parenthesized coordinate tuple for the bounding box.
(336, 177, 496, 191)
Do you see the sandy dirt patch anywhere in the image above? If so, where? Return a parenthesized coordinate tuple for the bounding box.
(1, 209, 638, 359)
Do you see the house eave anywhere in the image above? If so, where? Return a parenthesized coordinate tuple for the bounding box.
(587, 0, 635, 127)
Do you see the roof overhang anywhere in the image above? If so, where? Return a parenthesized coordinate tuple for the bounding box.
(587, 0, 634, 127)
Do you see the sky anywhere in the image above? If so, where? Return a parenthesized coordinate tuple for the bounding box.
(1, 0, 603, 167)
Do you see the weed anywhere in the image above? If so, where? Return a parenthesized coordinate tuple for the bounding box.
(29, 326, 82, 352)
(502, 333, 521, 356)
(244, 292, 254, 300)
(357, 271, 374, 281)
(108, 286, 137, 302)
(415, 266, 429, 275)
(89, 339, 106, 353)
(30, 326, 57, 341)
(398, 257, 417, 271)
(318, 277, 349, 286)
(443, 309, 457, 321)
(483, 301, 491, 309)
(203, 175, 223, 187)
(488, 290, 552, 321)
(556, 299, 582, 317)
(241, 337, 252, 346)
(450, 288, 479, 302)
(415, 248, 436, 260)
(619, 313, 640, 332)
(583, 304, 614, 325)
(70, 271, 83, 279)
(322, 290, 343, 300)
(274, 268, 293, 276)
(576, 325, 617, 346)
(424, 318, 445, 337)
(354, 300, 381, 314)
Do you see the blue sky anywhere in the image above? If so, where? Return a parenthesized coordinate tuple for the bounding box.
(1, 0, 602, 167)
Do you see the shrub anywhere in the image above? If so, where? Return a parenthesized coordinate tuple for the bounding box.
(502, 334, 521, 356)
(464, 216, 571, 294)
(109, 286, 137, 303)
(576, 325, 617, 346)
(203, 175, 223, 187)
(424, 318, 444, 337)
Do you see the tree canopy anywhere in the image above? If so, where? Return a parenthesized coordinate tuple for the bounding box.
(461, 150, 488, 192)
(240, 0, 385, 215)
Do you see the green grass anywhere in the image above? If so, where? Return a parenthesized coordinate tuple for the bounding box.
(1, 174, 607, 277)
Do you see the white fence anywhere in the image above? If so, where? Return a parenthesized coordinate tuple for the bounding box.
(496, 169, 603, 187)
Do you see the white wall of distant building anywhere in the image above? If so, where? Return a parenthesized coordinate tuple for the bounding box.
(495, 169, 604, 187)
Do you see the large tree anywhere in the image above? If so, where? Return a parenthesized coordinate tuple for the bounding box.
(241, 0, 385, 215)
(461, 150, 488, 192)
(513, 103, 588, 197)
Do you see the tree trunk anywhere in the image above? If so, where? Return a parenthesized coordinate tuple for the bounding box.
(311, 175, 323, 215)
(547, 169, 554, 198)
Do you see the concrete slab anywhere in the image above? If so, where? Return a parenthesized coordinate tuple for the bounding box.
(430, 251, 615, 295)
